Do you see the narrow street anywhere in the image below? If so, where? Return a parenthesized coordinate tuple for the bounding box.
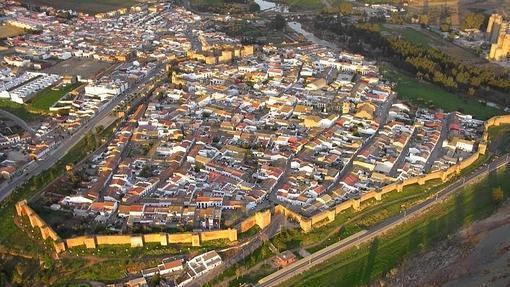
(257, 154, 510, 287)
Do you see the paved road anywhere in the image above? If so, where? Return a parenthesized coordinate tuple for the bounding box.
(257, 154, 510, 287)
(424, 113, 451, 172)
(326, 90, 396, 195)
(0, 109, 36, 137)
(0, 65, 164, 203)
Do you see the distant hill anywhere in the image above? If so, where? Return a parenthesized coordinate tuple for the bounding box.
(21, 0, 139, 14)
(407, 0, 510, 26)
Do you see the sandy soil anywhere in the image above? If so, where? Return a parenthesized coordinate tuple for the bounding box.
(375, 201, 510, 287)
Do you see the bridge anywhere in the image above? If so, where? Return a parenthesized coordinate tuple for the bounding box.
(261, 9, 316, 18)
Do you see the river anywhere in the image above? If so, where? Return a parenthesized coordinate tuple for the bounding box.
(254, 0, 338, 50)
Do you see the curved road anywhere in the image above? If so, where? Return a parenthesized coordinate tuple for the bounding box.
(257, 154, 510, 287)
(0, 109, 36, 137)
(0, 65, 164, 203)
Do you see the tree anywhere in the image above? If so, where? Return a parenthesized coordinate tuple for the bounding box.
(440, 21, 451, 32)
(462, 13, 485, 31)
(389, 12, 405, 25)
(270, 14, 286, 30)
(338, 2, 353, 15)
(95, 125, 104, 135)
(249, 2, 260, 12)
(272, 236, 286, 252)
(492, 187, 504, 204)
(139, 165, 152, 178)
(84, 132, 97, 150)
(468, 87, 476, 96)
(419, 14, 429, 26)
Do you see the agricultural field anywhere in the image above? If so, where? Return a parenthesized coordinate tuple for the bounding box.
(22, 0, 138, 14)
(382, 65, 503, 120)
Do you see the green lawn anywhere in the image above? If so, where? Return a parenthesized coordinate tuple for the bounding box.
(382, 66, 503, 120)
(380, 26, 442, 48)
(279, 166, 510, 287)
(285, 0, 324, 9)
(397, 28, 435, 47)
(0, 82, 80, 121)
(29, 83, 80, 110)
(0, 100, 44, 122)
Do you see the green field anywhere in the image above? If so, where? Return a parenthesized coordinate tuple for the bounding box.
(380, 26, 436, 47)
(382, 66, 503, 120)
(279, 166, 510, 287)
(29, 83, 81, 110)
(22, 0, 137, 14)
(0, 83, 80, 121)
(0, 100, 44, 122)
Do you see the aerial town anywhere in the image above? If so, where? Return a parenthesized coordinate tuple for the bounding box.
(1, 0, 510, 287)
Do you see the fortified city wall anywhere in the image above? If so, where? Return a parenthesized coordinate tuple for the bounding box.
(274, 114, 508, 233)
(238, 209, 272, 233)
(15, 199, 267, 253)
(14, 115, 510, 252)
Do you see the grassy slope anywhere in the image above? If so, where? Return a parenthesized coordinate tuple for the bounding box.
(0, 100, 44, 122)
(279, 166, 510, 287)
(0, 123, 119, 284)
(382, 66, 503, 120)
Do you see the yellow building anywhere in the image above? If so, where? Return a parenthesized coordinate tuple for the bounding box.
(342, 102, 352, 114)
(355, 102, 376, 120)
(487, 14, 510, 61)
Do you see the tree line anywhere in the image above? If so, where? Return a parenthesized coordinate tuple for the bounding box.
(313, 15, 510, 105)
